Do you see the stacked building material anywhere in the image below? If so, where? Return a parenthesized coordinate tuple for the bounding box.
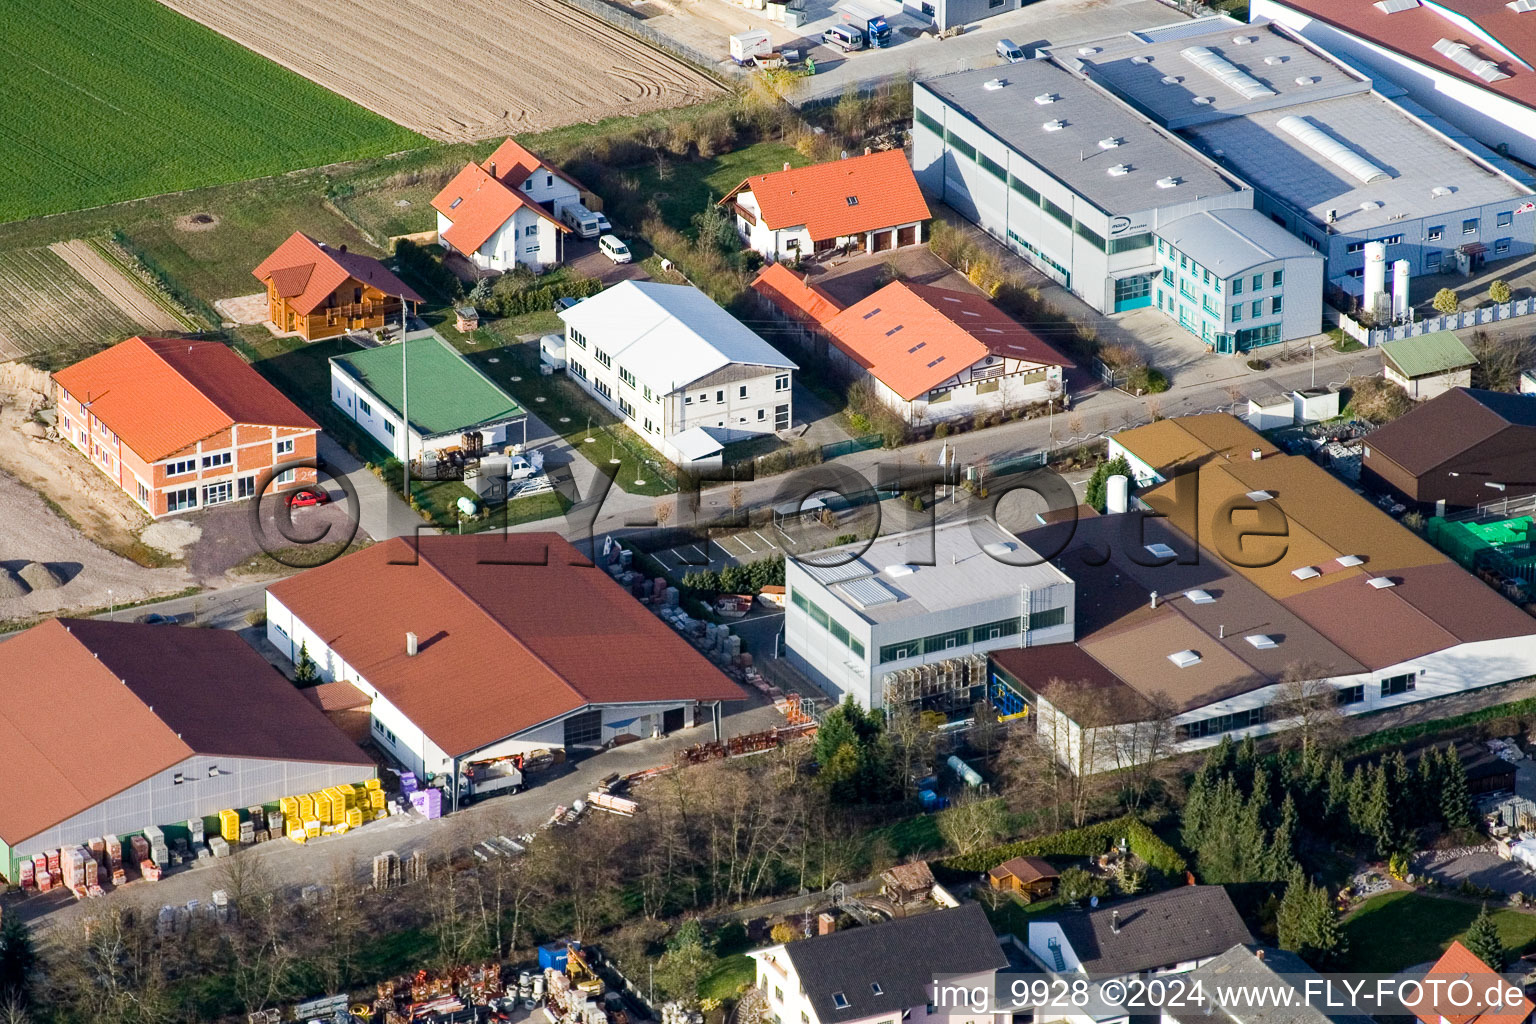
(410, 788, 443, 819)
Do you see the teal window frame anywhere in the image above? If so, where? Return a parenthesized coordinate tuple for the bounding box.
(1010, 174, 1040, 204)
(1108, 232, 1153, 255)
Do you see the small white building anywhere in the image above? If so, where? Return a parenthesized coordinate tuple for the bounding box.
(431, 138, 583, 272)
(557, 281, 798, 465)
(720, 150, 931, 261)
(1381, 331, 1478, 401)
(329, 335, 526, 462)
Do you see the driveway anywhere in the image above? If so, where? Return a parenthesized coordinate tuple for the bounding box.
(566, 237, 651, 286)
(1414, 851, 1536, 895)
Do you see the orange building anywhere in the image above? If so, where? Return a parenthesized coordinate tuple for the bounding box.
(253, 232, 423, 341)
(53, 337, 320, 518)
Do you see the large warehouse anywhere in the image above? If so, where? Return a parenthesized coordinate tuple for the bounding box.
(265, 534, 745, 807)
(0, 619, 373, 884)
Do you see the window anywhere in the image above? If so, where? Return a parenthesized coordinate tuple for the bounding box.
(1236, 324, 1281, 348)
(1107, 232, 1153, 254)
(1272, 270, 1283, 287)
(570, 360, 587, 380)
(173, 772, 184, 785)
(137, 480, 151, 503)
(1232, 276, 1243, 295)
(1232, 304, 1243, 322)
(203, 481, 233, 505)
(383, 420, 395, 436)
(1251, 273, 1263, 291)
(1009, 174, 1040, 205)
(740, 385, 748, 398)
(1202, 268, 1211, 286)
(1495, 237, 1511, 255)
(1251, 300, 1263, 318)
(201, 451, 231, 469)
(879, 641, 920, 663)
(1030, 606, 1067, 629)
(594, 379, 612, 399)
(1177, 707, 1268, 741)
(977, 151, 1006, 181)
(619, 397, 635, 417)
(943, 128, 975, 162)
(525, 225, 538, 237)
(276, 438, 295, 456)
(871, 984, 884, 996)
(1426, 250, 1443, 271)
(167, 487, 198, 512)
(594, 347, 611, 369)
(1115, 276, 1149, 304)
(167, 458, 196, 476)
(975, 617, 1021, 641)
(697, 392, 709, 403)
(643, 418, 654, 433)
(1162, 267, 1174, 286)
(1347, 241, 1365, 254)
(275, 468, 296, 485)
(915, 108, 943, 137)
(1074, 220, 1105, 251)
(619, 366, 636, 388)
(1384, 233, 1403, 245)
(716, 390, 724, 403)
(238, 477, 256, 499)
(1428, 225, 1443, 241)
(775, 988, 784, 1003)
(1462, 218, 1479, 235)
(643, 385, 652, 402)
(1272, 295, 1283, 314)
(1380, 672, 1417, 698)
(570, 328, 586, 349)
(776, 373, 790, 392)
(1040, 195, 1071, 227)
(923, 627, 972, 654)
(359, 397, 373, 416)
(1498, 211, 1514, 227)
(833, 995, 850, 1011)
(563, 709, 603, 746)
(1336, 685, 1365, 706)
(1180, 254, 1189, 270)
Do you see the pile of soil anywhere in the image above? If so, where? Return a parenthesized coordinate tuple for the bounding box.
(19, 562, 64, 590)
(0, 571, 30, 598)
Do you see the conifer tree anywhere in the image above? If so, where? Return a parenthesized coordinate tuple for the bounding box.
(1440, 745, 1474, 834)
(1463, 903, 1505, 970)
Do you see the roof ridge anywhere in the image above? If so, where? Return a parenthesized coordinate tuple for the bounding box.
(140, 338, 250, 434)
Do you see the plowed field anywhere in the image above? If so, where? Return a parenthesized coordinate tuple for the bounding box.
(155, 0, 724, 143)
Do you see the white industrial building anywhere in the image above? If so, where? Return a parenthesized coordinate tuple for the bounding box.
(265, 534, 744, 808)
(557, 281, 797, 466)
(785, 517, 1075, 710)
(0, 619, 373, 884)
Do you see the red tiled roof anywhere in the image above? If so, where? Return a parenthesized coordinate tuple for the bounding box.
(1410, 941, 1533, 1024)
(52, 336, 319, 463)
(252, 231, 422, 315)
(0, 619, 370, 845)
(484, 137, 589, 192)
(721, 150, 931, 240)
(751, 262, 844, 325)
(820, 281, 1071, 402)
(266, 534, 746, 757)
(431, 155, 567, 256)
(304, 680, 371, 712)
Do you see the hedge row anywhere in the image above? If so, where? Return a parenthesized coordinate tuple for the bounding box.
(936, 815, 1187, 877)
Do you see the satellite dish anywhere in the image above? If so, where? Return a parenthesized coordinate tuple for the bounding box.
(1090, 896, 1100, 908)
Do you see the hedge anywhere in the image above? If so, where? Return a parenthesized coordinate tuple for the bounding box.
(935, 815, 1186, 878)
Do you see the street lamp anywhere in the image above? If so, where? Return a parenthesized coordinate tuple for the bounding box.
(107, 589, 114, 621)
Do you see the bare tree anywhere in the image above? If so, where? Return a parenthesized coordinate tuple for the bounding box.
(0, 996, 30, 1024)
(1106, 690, 1179, 812)
(998, 726, 1065, 832)
(1275, 660, 1344, 756)
(969, 700, 1003, 759)
(936, 792, 1007, 855)
(217, 855, 301, 1015)
(1037, 678, 1116, 826)
(654, 500, 673, 531)
(886, 702, 937, 799)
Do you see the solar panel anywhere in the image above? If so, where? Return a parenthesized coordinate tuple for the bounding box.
(840, 577, 901, 608)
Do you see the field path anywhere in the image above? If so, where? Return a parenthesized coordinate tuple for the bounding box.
(48, 241, 185, 333)
(153, 0, 723, 143)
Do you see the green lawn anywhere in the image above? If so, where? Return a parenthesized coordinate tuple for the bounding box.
(1, 0, 424, 223)
(983, 897, 1065, 941)
(631, 142, 808, 235)
(700, 953, 756, 1004)
(1341, 891, 1536, 971)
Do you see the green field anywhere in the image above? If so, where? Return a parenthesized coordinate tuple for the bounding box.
(1341, 891, 1536, 971)
(0, 0, 424, 222)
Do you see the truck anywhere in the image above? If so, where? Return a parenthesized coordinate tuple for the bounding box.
(839, 3, 891, 48)
(729, 29, 773, 65)
(462, 757, 524, 802)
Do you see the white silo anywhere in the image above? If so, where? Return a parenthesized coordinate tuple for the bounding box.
(1392, 259, 1411, 322)
(1106, 474, 1130, 514)
(1363, 241, 1388, 320)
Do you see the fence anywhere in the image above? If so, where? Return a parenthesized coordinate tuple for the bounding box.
(557, 0, 723, 75)
(1340, 297, 1536, 345)
(820, 433, 884, 460)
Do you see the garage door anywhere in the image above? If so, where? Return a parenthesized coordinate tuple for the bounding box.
(663, 707, 685, 733)
(897, 225, 917, 247)
(872, 230, 894, 252)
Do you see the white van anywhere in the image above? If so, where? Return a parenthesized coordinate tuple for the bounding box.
(996, 38, 1025, 63)
(598, 235, 633, 264)
(821, 24, 865, 52)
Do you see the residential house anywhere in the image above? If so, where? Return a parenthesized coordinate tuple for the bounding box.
(1361, 388, 1536, 512)
(252, 232, 423, 342)
(556, 281, 797, 465)
(329, 335, 526, 463)
(1382, 332, 1478, 400)
(1408, 941, 1534, 1024)
(987, 857, 1058, 900)
(53, 336, 318, 517)
(749, 904, 1009, 1024)
(720, 150, 931, 261)
(264, 534, 745, 801)
(431, 138, 579, 273)
(1164, 945, 1375, 1024)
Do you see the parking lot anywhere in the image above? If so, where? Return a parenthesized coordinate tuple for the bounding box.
(652, 526, 783, 571)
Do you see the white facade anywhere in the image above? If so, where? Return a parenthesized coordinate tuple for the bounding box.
(828, 344, 1066, 426)
(730, 188, 925, 261)
(329, 361, 521, 462)
(1384, 363, 1474, 402)
(750, 948, 1004, 1024)
(437, 205, 563, 273)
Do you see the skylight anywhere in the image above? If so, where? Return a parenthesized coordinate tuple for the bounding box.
(871, 984, 884, 996)
(1245, 490, 1274, 501)
(1245, 634, 1278, 650)
(1433, 38, 1510, 83)
(1277, 115, 1391, 184)
(1292, 566, 1321, 580)
(1157, 176, 1181, 189)
(1035, 93, 1057, 105)
(1181, 45, 1277, 100)
(1186, 589, 1216, 604)
(1043, 119, 1066, 132)
(885, 564, 916, 577)
(1511, 0, 1536, 12)
(1368, 576, 1398, 589)
(833, 994, 850, 1010)
(450, 197, 463, 209)
(885, 325, 904, 336)
(1376, 0, 1421, 10)
(1169, 650, 1202, 668)
(1145, 542, 1177, 560)
(862, 308, 881, 319)
(1337, 554, 1364, 566)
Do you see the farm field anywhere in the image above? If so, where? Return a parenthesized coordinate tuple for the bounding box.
(0, 0, 423, 223)
(154, 0, 724, 143)
(0, 244, 182, 364)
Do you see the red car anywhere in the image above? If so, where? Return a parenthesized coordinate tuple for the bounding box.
(285, 487, 330, 508)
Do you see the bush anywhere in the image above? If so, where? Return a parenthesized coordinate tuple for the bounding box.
(1126, 365, 1169, 394)
(1490, 279, 1512, 304)
(1432, 287, 1460, 315)
(1343, 374, 1415, 424)
(480, 272, 602, 317)
(935, 815, 1187, 878)
(244, 610, 267, 627)
(393, 239, 464, 303)
(1058, 867, 1110, 905)
(1084, 455, 1132, 513)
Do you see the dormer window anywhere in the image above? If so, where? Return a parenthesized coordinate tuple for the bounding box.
(833, 993, 850, 1010)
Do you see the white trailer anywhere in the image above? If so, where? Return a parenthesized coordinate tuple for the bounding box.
(730, 30, 773, 64)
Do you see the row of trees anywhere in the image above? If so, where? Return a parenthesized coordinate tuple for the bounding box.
(678, 554, 785, 595)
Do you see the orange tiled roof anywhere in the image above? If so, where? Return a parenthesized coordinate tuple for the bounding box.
(721, 149, 931, 240)
(821, 281, 1071, 402)
(483, 137, 590, 192)
(431, 154, 567, 256)
(251, 232, 422, 315)
(751, 262, 844, 325)
(52, 336, 318, 463)
(1410, 941, 1533, 1024)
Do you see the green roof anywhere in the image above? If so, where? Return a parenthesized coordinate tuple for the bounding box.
(331, 336, 524, 439)
(1381, 331, 1476, 379)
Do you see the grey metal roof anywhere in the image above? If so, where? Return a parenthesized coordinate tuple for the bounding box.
(798, 517, 1074, 625)
(920, 61, 1242, 216)
(1159, 207, 1320, 275)
(1041, 887, 1253, 975)
(800, 558, 877, 586)
(779, 904, 1007, 1023)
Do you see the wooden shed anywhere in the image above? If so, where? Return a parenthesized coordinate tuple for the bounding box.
(880, 860, 935, 906)
(988, 856, 1058, 899)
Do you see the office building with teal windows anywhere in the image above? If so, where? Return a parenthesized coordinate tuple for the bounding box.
(1154, 208, 1323, 352)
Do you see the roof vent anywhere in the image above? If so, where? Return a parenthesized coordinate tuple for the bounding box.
(1186, 589, 1216, 604)
(1042, 119, 1066, 132)
(1291, 566, 1321, 580)
(1079, 46, 1100, 56)
(983, 541, 1017, 558)
(1433, 38, 1510, 82)
(1099, 137, 1123, 149)
(1035, 92, 1058, 105)
(1169, 650, 1202, 668)
(1337, 554, 1364, 566)
(1368, 576, 1398, 589)
(1376, 0, 1421, 10)
(1161, 75, 1183, 85)
(1145, 542, 1178, 560)
(1245, 489, 1275, 501)
(1511, 0, 1536, 12)
(1232, 34, 1256, 44)
(1432, 185, 1455, 198)
(984, 78, 1006, 91)
(1192, 95, 1214, 105)
(1245, 634, 1278, 650)
(1360, 200, 1383, 210)
(1157, 176, 1181, 188)
(884, 564, 917, 577)
(1265, 54, 1290, 65)
(1107, 164, 1131, 176)
(1295, 75, 1320, 85)
(1252, 447, 1264, 460)
(1278, 115, 1391, 184)
(1132, 55, 1154, 64)
(406, 631, 419, 656)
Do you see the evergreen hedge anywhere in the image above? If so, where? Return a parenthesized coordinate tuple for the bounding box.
(935, 815, 1186, 878)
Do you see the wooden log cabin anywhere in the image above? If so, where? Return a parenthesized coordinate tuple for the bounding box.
(253, 232, 424, 342)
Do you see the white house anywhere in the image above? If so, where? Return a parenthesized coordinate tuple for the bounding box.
(556, 281, 798, 465)
(431, 138, 580, 272)
(749, 904, 1008, 1024)
(1381, 331, 1478, 401)
(720, 149, 931, 261)
(329, 335, 526, 462)
(263, 534, 744, 809)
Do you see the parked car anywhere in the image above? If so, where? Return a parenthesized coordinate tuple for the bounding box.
(286, 487, 330, 508)
(822, 23, 865, 52)
(996, 38, 1025, 63)
(554, 296, 583, 312)
(137, 612, 181, 626)
(598, 234, 632, 264)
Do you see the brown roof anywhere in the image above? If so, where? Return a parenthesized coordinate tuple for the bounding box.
(882, 860, 935, 890)
(1362, 387, 1536, 476)
(0, 619, 370, 845)
(52, 336, 319, 463)
(252, 231, 423, 315)
(721, 149, 931, 240)
(304, 680, 372, 712)
(266, 534, 746, 757)
(484, 137, 588, 192)
(992, 856, 1057, 883)
(1115, 415, 1280, 474)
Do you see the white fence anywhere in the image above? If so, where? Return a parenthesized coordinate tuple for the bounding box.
(1340, 297, 1536, 345)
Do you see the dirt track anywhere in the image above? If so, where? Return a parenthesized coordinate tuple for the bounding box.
(48, 241, 184, 333)
(154, 0, 724, 143)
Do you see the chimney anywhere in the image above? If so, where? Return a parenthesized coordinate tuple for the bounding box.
(406, 631, 419, 657)
(1251, 447, 1263, 461)
(489, 161, 497, 178)
(783, 162, 792, 172)
(1219, 624, 1226, 640)
(818, 912, 836, 936)
(1149, 590, 1158, 609)
(865, 146, 872, 155)
(339, 244, 347, 254)
(1254, 949, 1264, 962)
(1111, 911, 1120, 935)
